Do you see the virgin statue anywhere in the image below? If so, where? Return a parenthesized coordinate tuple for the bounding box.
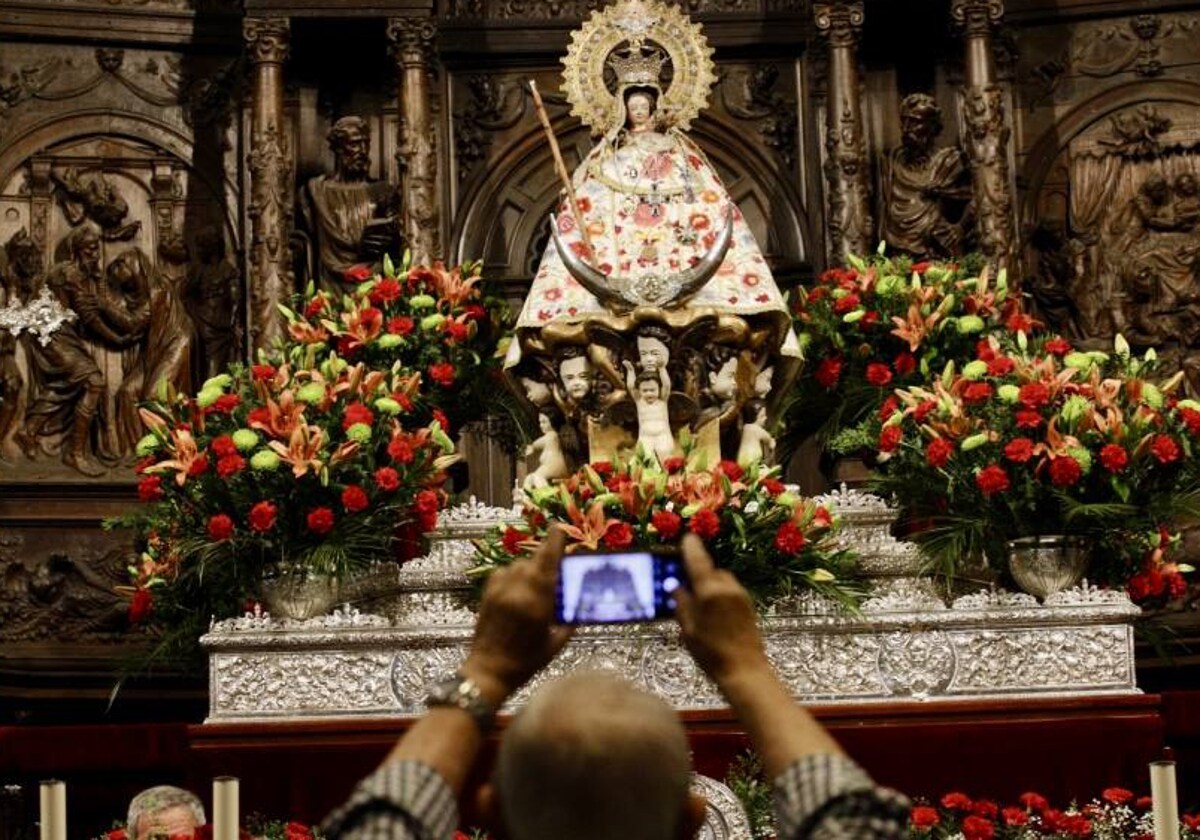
(507, 0, 798, 469)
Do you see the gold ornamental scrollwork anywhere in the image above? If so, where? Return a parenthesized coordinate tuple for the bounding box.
(243, 17, 290, 64)
(561, 0, 717, 136)
(813, 1, 865, 49)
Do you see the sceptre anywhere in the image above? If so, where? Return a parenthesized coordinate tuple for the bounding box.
(528, 79, 595, 258)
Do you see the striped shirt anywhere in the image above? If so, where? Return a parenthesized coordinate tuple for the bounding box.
(324, 752, 909, 839)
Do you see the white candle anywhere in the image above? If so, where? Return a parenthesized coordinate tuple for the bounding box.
(212, 776, 239, 840)
(1151, 759, 1180, 840)
(38, 780, 66, 840)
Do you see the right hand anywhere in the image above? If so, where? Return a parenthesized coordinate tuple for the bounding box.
(674, 533, 771, 686)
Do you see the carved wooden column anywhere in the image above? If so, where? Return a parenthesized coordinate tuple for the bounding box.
(388, 15, 442, 266)
(952, 0, 1016, 275)
(814, 1, 872, 263)
(243, 17, 292, 355)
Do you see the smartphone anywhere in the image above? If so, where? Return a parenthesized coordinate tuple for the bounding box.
(555, 550, 687, 624)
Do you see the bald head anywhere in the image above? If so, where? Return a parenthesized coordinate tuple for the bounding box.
(495, 671, 692, 840)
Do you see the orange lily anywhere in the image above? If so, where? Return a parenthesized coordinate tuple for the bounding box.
(144, 427, 204, 486)
(249, 388, 306, 440)
(560, 498, 621, 551)
(268, 423, 326, 478)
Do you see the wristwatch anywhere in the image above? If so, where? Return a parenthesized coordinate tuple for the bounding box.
(425, 671, 498, 733)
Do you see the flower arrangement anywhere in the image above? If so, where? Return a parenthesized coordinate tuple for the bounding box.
(865, 332, 1199, 600)
(94, 817, 321, 840)
(280, 256, 513, 438)
(110, 357, 458, 656)
(782, 247, 1027, 458)
(476, 449, 863, 608)
(907, 786, 1200, 839)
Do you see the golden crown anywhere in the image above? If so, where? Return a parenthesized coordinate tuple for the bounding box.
(606, 43, 668, 88)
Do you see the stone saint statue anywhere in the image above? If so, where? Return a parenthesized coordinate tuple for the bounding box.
(506, 0, 798, 468)
(879, 93, 975, 260)
(300, 116, 403, 290)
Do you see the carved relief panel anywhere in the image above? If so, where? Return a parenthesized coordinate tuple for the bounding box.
(0, 43, 243, 480)
(1016, 10, 1200, 392)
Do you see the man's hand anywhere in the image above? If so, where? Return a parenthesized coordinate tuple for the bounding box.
(673, 533, 771, 688)
(461, 527, 573, 705)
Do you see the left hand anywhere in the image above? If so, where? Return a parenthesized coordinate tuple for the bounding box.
(461, 527, 573, 704)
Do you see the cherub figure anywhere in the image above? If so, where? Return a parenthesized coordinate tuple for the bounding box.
(524, 409, 569, 490)
(623, 360, 675, 462)
(737, 399, 775, 466)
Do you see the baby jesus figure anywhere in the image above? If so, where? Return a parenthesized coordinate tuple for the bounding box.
(623, 360, 676, 462)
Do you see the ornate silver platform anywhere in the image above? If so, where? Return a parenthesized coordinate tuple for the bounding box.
(201, 492, 1141, 723)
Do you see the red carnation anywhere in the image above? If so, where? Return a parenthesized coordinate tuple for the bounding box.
(428, 362, 456, 387)
(879, 395, 900, 421)
(718, 460, 744, 481)
(893, 352, 917, 377)
(188, 454, 210, 477)
(973, 800, 999, 820)
(1180, 407, 1200, 435)
(343, 402, 375, 431)
(914, 400, 938, 422)
(1101, 787, 1134, 805)
(1018, 382, 1051, 410)
(832, 293, 860, 314)
(1049, 455, 1082, 487)
(368, 278, 403, 305)
(252, 364, 277, 382)
(814, 356, 843, 389)
(207, 514, 235, 542)
(1151, 434, 1181, 464)
(662, 456, 686, 473)
(432, 409, 452, 434)
(1100, 444, 1128, 473)
(865, 362, 893, 387)
(926, 438, 953, 468)
(761, 478, 786, 496)
(463, 304, 487, 322)
(247, 406, 271, 428)
(879, 425, 902, 453)
(1016, 410, 1042, 429)
(414, 489, 440, 516)
(249, 500, 278, 532)
(652, 510, 683, 540)
(212, 435, 238, 458)
(962, 382, 993, 404)
(307, 507, 335, 535)
(344, 264, 372, 283)
(1007, 312, 1034, 333)
(1044, 337, 1072, 356)
(217, 454, 246, 478)
(388, 436, 415, 464)
(445, 320, 470, 343)
(604, 521, 634, 550)
(128, 588, 153, 625)
(138, 475, 164, 503)
(210, 394, 240, 415)
(1018, 792, 1049, 812)
(976, 464, 1010, 496)
(502, 527, 525, 555)
(387, 315, 415, 336)
(976, 339, 997, 361)
(987, 356, 1015, 377)
(774, 521, 807, 554)
(689, 508, 721, 540)
(961, 815, 995, 840)
(910, 806, 939, 829)
(374, 467, 400, 492)
(304, 297, 326, 319)
(1004, 437, 1034, 463)
(941, 792, 973, 811)
(592, 461, 614, 477)
(1001, 807, 1028, 827)
(341, 485, 369, 513)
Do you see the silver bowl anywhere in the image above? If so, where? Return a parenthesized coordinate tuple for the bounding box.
(1006, 535, 1088, 599)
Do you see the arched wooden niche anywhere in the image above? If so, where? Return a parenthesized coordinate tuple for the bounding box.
(449, 115, 812, 293)
(1020, 81, 1200, 374)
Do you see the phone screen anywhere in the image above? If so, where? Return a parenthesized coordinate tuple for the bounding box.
(555, 551, 686, 624)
